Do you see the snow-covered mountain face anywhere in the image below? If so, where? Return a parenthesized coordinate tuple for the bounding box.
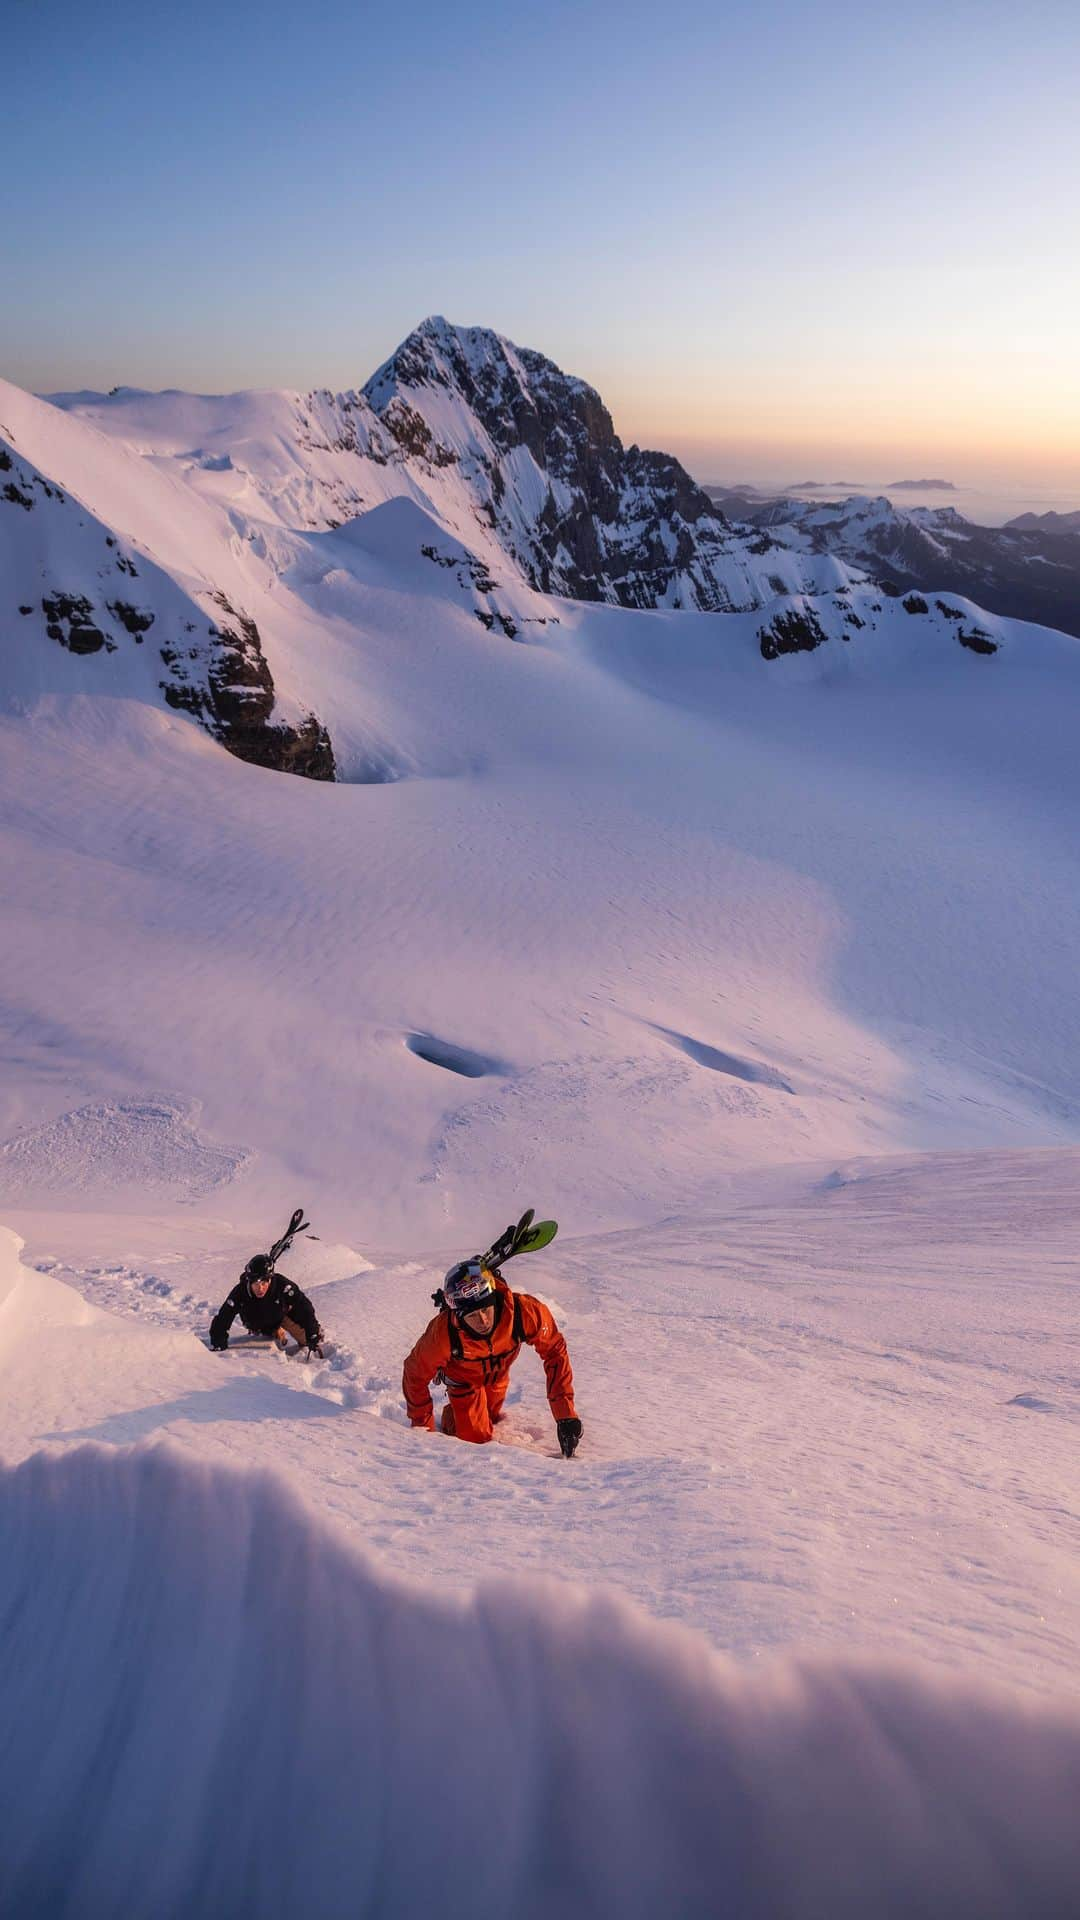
(44, 317, 863, 618)
(361, 316, 747, 609)
(6, 319, 1039, 786)
(711, 488, 1080, 640)
(0, 407, 335, 776)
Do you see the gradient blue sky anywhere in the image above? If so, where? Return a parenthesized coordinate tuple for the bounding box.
(6, 0, 1079, 483)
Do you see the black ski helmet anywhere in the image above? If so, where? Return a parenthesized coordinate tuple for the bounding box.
(442, 1258, 498, 1314)
(244, 1253, 273, 1286)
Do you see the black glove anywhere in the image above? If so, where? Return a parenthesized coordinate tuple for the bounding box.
(306, 1328, 325, 1359)
(557, 1417, 582, 1459)
(209, 1323, 229, 1352)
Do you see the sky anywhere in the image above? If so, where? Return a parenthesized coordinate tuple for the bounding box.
(5, 0, 1080, 489)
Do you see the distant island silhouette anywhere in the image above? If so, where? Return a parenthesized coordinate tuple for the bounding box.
(786, 478, 958, 494)
(786, 480, 866, 492)
(705, 477, 960, 500)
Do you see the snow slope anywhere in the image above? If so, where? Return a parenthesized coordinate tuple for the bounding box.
(5, 1437, 1080, 1920)
(2, 563, 1078, 1241)
(5, 323, 1080, 1909)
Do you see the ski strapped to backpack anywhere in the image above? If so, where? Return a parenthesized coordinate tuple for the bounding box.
(266, 1206, 312, 1269)
(482, 1209, 558, 1268)
(430, 1208, 559, 1323)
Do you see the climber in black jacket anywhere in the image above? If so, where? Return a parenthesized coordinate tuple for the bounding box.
(208, 1210, 324, 1355)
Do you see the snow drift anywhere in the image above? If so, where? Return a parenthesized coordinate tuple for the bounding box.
(3, 1444, 1079, 1920)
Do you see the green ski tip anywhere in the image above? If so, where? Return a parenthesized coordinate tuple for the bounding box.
(514, 1219, 558, 1255)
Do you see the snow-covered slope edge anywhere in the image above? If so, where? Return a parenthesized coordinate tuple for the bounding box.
(3, 1439, 1079, 1920)
(0, 394, 334, 776)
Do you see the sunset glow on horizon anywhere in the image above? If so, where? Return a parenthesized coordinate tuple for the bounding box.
(7, 0, 1079, 502)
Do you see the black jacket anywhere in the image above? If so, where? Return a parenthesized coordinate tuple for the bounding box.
(209, 1270, 320, 1349)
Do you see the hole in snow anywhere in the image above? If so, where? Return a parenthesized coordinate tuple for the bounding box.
(404, 1033, 509, 1079)
(651, 1025, 794, 1093)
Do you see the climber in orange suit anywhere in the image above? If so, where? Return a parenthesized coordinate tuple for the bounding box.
(402, 1257, 582, 1455)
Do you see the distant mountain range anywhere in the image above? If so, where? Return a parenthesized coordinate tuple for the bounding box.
(3, 317, 1078, 782)
(1006, 508, 1080, 535)
(706, 486, 1080, 638)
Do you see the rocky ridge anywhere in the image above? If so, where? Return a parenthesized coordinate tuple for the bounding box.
(0, 431, 335, 778)
(712, 489, 1080, 640)
(51, 322, 846, 617)
(359, 317, 750, 610)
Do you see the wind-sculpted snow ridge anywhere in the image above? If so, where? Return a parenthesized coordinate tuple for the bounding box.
(3, 1445, 1079, 1920)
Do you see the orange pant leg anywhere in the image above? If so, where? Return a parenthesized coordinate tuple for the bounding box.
(441, 1382, 500, 1443)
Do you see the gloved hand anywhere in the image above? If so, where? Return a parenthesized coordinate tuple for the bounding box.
(306, 1331, 325, 1359)
(557, 1417, 583, 1459)
(209, 1326, 229, 1352)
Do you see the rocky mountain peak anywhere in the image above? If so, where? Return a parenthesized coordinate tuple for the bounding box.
(364, 315, 614, 471)
(361, 317, 734, 607)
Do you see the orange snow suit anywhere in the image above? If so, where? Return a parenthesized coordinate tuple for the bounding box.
(402, 1279, 576, 1445)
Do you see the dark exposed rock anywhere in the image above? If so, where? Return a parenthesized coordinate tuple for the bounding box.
(19, 604, 32, 615)
(107, 599, 155, 638)
(902, 594, 929, 614)
(936, 599, 963, 620)
(42, 592, 113, 653)
(202, 594, 274, 725)
(420, 541, 496, 594)
(221, 712, 337, 780)
(159, 592, 336, 780)
(0, 449, 11, 470)
(758, 605, 828, 661)
(959, 627, 998, 655)
(382, 400, 456, 466)
(4, 482, 33, 510)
